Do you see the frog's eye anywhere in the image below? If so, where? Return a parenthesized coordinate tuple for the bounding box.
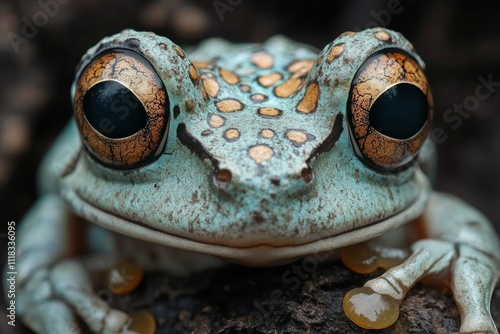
(347, 50, 432, 171)
(73, 49, 169, 169)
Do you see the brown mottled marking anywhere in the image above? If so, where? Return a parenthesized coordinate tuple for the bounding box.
(251, 52, 274, 69)
(174, 46, 185, 58)
(257, 72, 282, 87)
(201, 130, 213, 136)
(216, 99, 244, 112)
(184, 99, 195, 113)
(192, 61, 212, 69)
(258, 107, 282, 117)
(288, 60, 314, 74)
(248, 144, 274, 163)
(286, 130, 307, 144)
(201, 73, 220, 97)
(374, 30, 391, 42)
(208, 114, 225, 128)
(250, 93, 268, 102)
(224, 128, 240, 141)
(274, 77, 302, 98)
(219, 68, 240, 84)
(188, 64, 199, 83)
(328, 43, 345, 62)
(239, 84, 251, 92)
(296, 83, 319, 114)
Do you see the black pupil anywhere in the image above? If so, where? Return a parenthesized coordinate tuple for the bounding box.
(369, 83, 428, 139)
(83, 81, 147, 138)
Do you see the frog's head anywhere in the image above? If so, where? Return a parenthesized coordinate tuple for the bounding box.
(53, 28, 432, 265)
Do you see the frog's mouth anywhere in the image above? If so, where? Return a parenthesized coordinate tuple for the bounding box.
(67, 170, 430, 266)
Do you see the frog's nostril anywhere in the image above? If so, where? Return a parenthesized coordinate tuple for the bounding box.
(213, 169, 232, 188)
(301, 166, 314, 183)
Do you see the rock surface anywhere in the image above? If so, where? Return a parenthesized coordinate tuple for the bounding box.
(107, 261, 500, 333)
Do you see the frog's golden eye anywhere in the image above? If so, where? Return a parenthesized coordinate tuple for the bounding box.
(347, 50, 433, 171)
(73, 49, 169, 169)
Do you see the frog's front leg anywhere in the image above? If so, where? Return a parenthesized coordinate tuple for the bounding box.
(344, 192, 500, 333)
(8, 194, 131, 334)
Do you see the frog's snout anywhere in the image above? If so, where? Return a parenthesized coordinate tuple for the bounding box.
(211, 163, 315, 199)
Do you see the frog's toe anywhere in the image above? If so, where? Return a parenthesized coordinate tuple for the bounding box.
(343, 286, 399, 329)
(344, 239, 500, 333)
(49, 260, 130, 333)
(451, 245, 499, 334)
(19, 259, 133, 333)
(344, 239, 456, 328)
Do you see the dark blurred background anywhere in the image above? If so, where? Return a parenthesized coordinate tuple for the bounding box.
(0, 0, 499, 332)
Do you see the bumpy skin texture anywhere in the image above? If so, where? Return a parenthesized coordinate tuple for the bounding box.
(6, 28, 500, 333)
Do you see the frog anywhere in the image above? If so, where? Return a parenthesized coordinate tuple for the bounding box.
(7, 27, 500, 333)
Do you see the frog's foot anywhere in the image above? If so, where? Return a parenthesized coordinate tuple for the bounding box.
(343, 239, 499, 333)
(20, 259, 152, 334)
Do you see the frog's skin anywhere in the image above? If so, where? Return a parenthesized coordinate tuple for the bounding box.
(7, 28, 500, 333)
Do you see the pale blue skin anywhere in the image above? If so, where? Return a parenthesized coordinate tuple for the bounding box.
(8, 28, 500, 333)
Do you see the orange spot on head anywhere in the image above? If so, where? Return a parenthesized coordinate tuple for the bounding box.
(257, 72, 282, 87)
(339, 31, 356, 37)
(250, 93, 268, 102)
(192, 61, 212, 69)
(274, 77, 302, 98)
(328, 43, 345, 62)
(285, 130, 308, 144)
(224, 128, 240, 141)
(287, 59, 315, 73)
(239, 84, 251, 92)
(258, 107, 282, 117)
(208, 114, 225, 128)
(260, 129, 275, 139)
(188, 64, 199, 83)
(174, 46, 185, 58)
(296, 82, 319, 113)
(374, 30, 391, 42)
(219, 68, 240, 84)
(201, 73, 220, 97)
(216, 99, 244, 113)
(251, 52, 274, 69)
(248, 144, 274, 163)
